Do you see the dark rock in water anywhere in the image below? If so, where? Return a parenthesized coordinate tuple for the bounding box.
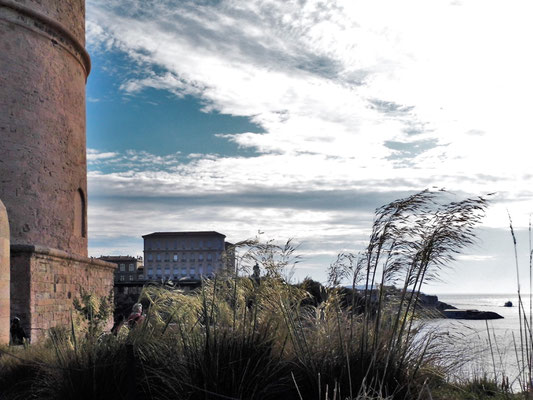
(504, 301, 513, 307)
(442, 309, 504, 320)
(419, 293, 456, 311)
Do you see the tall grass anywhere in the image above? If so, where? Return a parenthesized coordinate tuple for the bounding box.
(507, 214, 533, 396)
(0, 190, 494, 399)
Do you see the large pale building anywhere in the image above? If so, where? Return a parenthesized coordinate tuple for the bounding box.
(143, 232, 234, 281)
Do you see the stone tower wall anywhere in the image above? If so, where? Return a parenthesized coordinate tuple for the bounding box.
(0, 0, 90, 257)
(0, 0, 116, 342)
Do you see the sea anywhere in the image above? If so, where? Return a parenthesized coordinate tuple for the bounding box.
(421, 293, 531, 388)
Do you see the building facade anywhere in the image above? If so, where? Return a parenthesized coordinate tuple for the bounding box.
(143, 232, 234, 281)
(99, 256, 143, 284)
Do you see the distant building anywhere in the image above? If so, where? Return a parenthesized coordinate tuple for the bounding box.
(142, 231, 234, 281)
(99, 255, 144, 296)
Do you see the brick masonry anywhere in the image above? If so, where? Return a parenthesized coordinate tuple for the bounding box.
(11, 245, 116, 343)
(0, 0, 117, 343)
(0, 0, 90, 257)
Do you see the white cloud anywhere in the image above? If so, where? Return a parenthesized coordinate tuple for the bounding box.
(87, 148, 118, 160)
(86, 0, 533, 178)
(85, 0, 533, 289)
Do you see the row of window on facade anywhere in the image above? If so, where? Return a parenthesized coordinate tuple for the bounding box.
(118, 266, 215, 281)
(146, 253, 221, 262)
(147, 265, 215, 276)
(145, 239, 224, 251)
(119, 263, 136, 272)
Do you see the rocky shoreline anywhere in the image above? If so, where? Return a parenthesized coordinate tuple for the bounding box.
(419, 293, 504, 320)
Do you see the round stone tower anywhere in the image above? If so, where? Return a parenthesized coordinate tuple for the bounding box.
(0, 0, 90, 257)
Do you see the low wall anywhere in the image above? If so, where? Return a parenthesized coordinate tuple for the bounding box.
(10, 245, 115, 342)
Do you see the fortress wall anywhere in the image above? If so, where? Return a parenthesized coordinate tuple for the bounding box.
(0, 0, 89, 257)
(11, 245, 115, 343)
(5, 0, 86, 45)
(0, 0, 117, 342)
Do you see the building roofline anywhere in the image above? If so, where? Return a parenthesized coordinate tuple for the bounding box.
(99, 255, 139, 260)
(142, 231, 226, 239)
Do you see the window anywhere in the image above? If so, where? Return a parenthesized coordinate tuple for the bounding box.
(198, 254, 204, 261)
(190, 267, 196, 277)
(207, 265, 213, 274)
(198, 266, 203, 276)
(173, 254, 178, 262)
(156, 267, 162, 276)
(129, 263, 134, 272)
(138, 274, 144, 280)
(207, 254, 212, 261)
(74, 188, 86, 238)
(157, 241, 161, 249)
(174, 240, 177, 249)
(148, 253, 153, 261)
(164, 267, 170, 276)
(156, 253, 161, 261)
(120, 275, 125, 281)
(199, 240, 204, 249)
(148, 268, 153, 276)
(164, 253, 169, 261)
(181, 267, 187, 277)
(147, 240, 152, 250)
(129, 275, 134, 281)
(120, 264, 125, 272)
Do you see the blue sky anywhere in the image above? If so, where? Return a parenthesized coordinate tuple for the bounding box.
(85, 0, 533, 293)
(87, 53, 263, 159)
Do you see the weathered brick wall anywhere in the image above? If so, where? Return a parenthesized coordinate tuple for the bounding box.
(0, 200, 9, 344)
(0, 0, 90, 257)
(11, 245, 116, 342)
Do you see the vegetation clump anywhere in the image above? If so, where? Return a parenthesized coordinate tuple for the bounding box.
(1, 190, 519, 399)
